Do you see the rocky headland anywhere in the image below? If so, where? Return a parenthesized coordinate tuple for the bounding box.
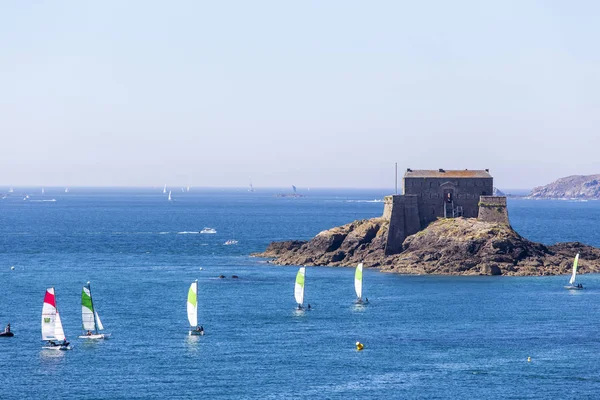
(529, 175, 600, 199)
(253, 217, 600, 276)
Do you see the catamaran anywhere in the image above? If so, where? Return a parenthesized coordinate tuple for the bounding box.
(188, 280, 204, 335)
(295, 267, 306, 310)
(564, 253, 583, 290)
(41, 287, 72, 350)
(355, 262, 367, 304)
(80, 282, 110, 339)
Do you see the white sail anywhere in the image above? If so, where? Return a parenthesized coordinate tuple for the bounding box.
(355, 263, 363, 300)
(95, 311, 104, 331)
(55, 311, 66, 341)
(168, 191, 172, 201)
(41, 288, 57, 340)
(187, 280, 198, 327)
(569, 253, 580, 285)
(163, 184, 167, 194)
(294, 267, 305, 305)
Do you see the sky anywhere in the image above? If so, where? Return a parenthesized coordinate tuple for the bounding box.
(1, 1, 599, 189)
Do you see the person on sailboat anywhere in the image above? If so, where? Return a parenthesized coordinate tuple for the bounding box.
(196, 325, 204, 333)
(86, 330, 92, 336)
(307, 304, 311, 310)
(62, 339, 70, 347)
(4, 323, 10, 334)
(297, 304, 303, 310)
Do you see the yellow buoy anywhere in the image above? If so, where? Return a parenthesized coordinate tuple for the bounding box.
(356, 341, 364, 351)
(527, 357, 531, 362)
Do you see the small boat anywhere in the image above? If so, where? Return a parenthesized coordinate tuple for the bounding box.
(0, 323, 13, 337)
(168, 191, 172, 201)
(41, 288, 72, 350)
(200, 228, 217, 234)
(564, 253, 583, 290)
(163, 184, 167, 194)
(224, 239, 238, 245)
(354, 263, 368, 304)
(187, 280, 204, 335)
(295, 267, 306, 310)
(79, 282, 110, 339)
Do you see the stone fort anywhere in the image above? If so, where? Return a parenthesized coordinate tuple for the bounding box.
(383, 168, 508, 255)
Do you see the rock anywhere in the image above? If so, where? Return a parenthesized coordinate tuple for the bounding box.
(529, 175, 600, 199)
(254, 217, 600, 276)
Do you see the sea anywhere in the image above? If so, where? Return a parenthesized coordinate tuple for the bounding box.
(2, 188, 600, 399)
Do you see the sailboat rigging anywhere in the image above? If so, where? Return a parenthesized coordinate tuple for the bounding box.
(41, 287, 72, 350)
(80, 282, 110, 339)
(188, 280, 204, 335)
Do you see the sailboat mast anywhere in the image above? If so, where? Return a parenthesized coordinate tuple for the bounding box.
(87, 282, 99, 334)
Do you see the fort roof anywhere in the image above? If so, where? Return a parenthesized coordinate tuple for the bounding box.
(404, 169, 492, 178)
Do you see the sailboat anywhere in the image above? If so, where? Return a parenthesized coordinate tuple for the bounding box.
(354, 262, 367, 304)
(564, 253, 583, 290)
(295, 267, 306, 310)
(248, 179, 255, 192)
(163, 184, 167, 194)
(41, 188, 45, 195)
(79, 282, 110, 339)
(41, 287, 72, 350)
(168, 191, 172, 201)
(188, 280, 204, 335)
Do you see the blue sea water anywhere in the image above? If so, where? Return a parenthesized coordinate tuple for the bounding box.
(1, 188, 600, 399)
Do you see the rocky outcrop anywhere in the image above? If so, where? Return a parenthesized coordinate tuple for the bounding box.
(252, 217, 600, 276)
(529, 175, 600, 199)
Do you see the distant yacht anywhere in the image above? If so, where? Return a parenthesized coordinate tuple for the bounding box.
(248, 179, 255, 192)
(276, 185, 304, 198)
(163, 184, 167, 194)
(224, 239, 238, 245)
(41, 188, 45, 195)
(200, 228, 217, 234)
(186, 185, 190, 192)
(64, 188, 69, 193)
(168, 191, 172, 201)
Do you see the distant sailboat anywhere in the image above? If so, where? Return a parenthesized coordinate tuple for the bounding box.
(248, 179, 255, 192)
(79, 282, 110, 339)
(163, 184, 167, 194)
(188, 280, 204, 335)
(168, 191, 172, 201)
(41, 188, 45, 195)
(41, 288, 72, 350)
(564, 253, 583, 290)
(64, 188, 69, 193)
(186, 185, 190, 192)
(354, 263, 366, 303)
(8, 187, 13, 193)
(295, 267, 306, 310)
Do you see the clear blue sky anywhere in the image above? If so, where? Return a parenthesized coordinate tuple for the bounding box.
(1, 1, 598, 189)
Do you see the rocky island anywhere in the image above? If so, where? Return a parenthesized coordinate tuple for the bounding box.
(529, 175, 600, 199)
(253, 169, 600, 276)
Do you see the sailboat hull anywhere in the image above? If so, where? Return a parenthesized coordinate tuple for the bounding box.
(189, 330, 204, 336)
(42, 343, 72, 350)
(564, 285, 584, 290)
(78, 333, 110, 339)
